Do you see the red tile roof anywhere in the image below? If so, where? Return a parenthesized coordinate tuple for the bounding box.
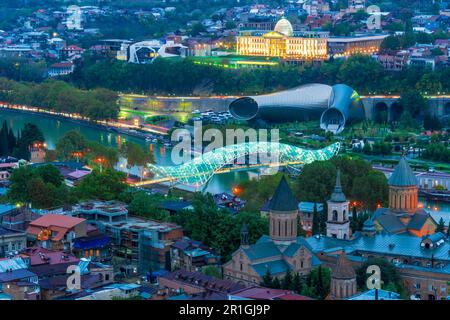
(29, 214, 85, 229)
(27, 214, 85, 241)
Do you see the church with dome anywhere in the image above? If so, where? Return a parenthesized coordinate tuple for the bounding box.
(222, 176, 321, 286)
(371, 157, 437, 237)
(236, 17, 328, 61)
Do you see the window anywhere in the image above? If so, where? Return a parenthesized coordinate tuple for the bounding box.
(332, 210, 338, 221)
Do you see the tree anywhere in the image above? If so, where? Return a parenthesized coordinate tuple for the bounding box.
(190, 23, 206, 36)
(351, 171, 389, 211)
(0, 121, 11, 156)
(238, 173, 285, 211)
(301, 266, 331, 299)
(291, 272, 303, 293)
(203, 265, 222, 279)
(6, 165, 35, 203)
(74, 168, 127, 201)
(55, 130, 88, 161)
(272, 277, 281, 289)
(398, 90, 428, 118)
(122, 141, 154, 179)
(312, 202, 320, 235)
(399, 111, 419, 130)
(436, 217, 446, 233)
(262, 270, 273, 288)
(281, 270, 293, 290)
(381, 35, 402, 50)
(170, 193, 236, 261)
(35, 164, 64, 187)
(13, 123, 45, 160)
(423, 115, 442, 131)
(128, 191, 169, 221)
(296, 161, 336, 203)
(7, 164, 70, 209)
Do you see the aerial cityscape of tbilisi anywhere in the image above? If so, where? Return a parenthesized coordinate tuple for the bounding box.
(0, 0, 449, 312)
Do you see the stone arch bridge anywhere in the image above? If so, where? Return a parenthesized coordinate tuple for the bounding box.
(361, 95, 450, 122)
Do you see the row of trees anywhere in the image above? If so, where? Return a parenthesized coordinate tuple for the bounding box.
(7, 164, 73, 209)
(261, 257, 407, 299)
(170, 193, 269, 262)
(0, 77, 119, 120)
(237, 156, 389, 213)
(0, 121, 45, 160)
(261, 267, 331, 300)
(7, 164, 128, 209)
(68, 55, 450, 96)
(54, 130, 155, 178)
(422, 142, 450, 162)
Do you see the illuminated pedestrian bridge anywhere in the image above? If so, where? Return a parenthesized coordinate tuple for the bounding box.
(145, 142, 340, 186)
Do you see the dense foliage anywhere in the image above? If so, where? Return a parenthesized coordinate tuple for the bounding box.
(7, 164, 72, 208)
(69, 55, 450, 96)
(73, 168, 127, 201)
(356, 257, 407, 298)
(0, 77, 119, 120)
(170, 193, 268, 262)
(0, 121, 44, 160)
(262, 266, 331, 300)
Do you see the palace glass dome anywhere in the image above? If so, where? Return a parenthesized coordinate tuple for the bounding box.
(274, 18, 294, 37)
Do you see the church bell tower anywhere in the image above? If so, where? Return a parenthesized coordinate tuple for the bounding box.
(326, 170, 350, 240)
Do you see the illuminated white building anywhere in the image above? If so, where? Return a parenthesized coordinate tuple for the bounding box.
(236, 18, 328, 61)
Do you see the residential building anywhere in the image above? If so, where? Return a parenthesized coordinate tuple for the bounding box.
(0, 227, 27, 258)
(61, 45, 84, 61)
(170, 238, 220, 272)
(327, 35, 388, 57)
(69, 201, 183, 273)
(158, 269, 245, 298)
(377, 50, 410, 71)
(0, 268, 40, 300)
(26, 214, 88, 251)
(48, 61, 75, 77)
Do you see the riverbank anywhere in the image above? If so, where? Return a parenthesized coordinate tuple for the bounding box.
(0, 103, 169, 138)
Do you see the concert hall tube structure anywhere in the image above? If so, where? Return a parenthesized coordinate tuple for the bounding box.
(228, 83, 365, 133)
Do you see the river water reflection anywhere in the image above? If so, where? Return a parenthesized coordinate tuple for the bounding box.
(1, 109, 448, 222)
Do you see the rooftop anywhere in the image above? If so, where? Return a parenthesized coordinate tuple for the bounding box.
(388, 157, 418, 187)
(28, 214, 85, 229)
(329, 170, 347, 202)
(268, 176, 298, 212)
